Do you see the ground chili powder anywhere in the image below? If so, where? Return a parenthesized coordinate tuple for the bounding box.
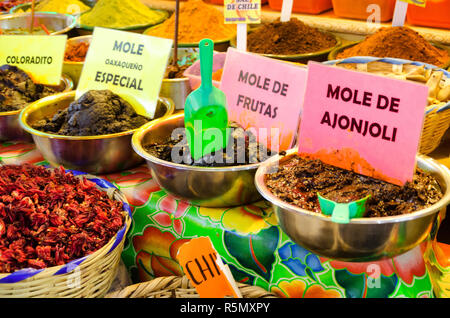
(0, 164, 125, 273)
(247, 18, 337, 55)
(336, 26, 450, 67)
(64, 41, 89, 62)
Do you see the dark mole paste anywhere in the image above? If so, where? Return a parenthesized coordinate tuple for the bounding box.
(265, 154, 443, 218)
(0, 65, 57, 112)
(144, 122, 275, 167)
(32, 90, 150, 136)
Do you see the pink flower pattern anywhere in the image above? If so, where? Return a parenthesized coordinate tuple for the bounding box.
(152, 195, 191, 235)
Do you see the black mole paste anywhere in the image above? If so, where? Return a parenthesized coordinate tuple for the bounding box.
(0, 65, 56, 112)
(32, 90, 150, 136)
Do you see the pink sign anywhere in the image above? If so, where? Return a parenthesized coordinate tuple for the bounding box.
(297, 62, 429, 186)
(220, 48, 307, 151)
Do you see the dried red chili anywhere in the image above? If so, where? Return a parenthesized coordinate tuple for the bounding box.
(0, 164, 125, 273)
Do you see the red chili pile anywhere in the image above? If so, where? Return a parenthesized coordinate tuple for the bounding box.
(0, 164, 125, 273)
(0, 0, 31, 13)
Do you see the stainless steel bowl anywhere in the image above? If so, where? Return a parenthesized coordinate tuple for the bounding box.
(132, 113, 263, 207)
(0, 74, 73, 142)
(255, 149, 450, 262)
(160, 77, 191, 111)
(0, 12, 76, 35)
(20, 91, 175, 174)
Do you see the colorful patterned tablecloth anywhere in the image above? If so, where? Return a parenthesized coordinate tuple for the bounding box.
(1, 140, 449, 298)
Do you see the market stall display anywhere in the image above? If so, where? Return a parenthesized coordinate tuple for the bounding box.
(330, 26, 450, 69)
(1, 0, 450, 300)
(0, 141, 440, 298)
(19, 91, 174, 174)
(144, 0, 235, 51)
(326, 57, 450, 155)
(0, 65, 73, 142)
(78, 0, 169, 34)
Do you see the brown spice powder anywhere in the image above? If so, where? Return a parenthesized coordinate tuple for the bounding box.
(247, 18, 337, 55)
(336, 26, 449, 67)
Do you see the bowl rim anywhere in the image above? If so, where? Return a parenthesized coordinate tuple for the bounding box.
(63, 34, 92, 65)
(327, 40, 450, 69)
(0, 73, 74, 117)
(132, 112, 265, 173)
(255, 148, 450, 225)
(230, 28, 342, 60)
(78, 8, 169, 31)
(19, 91, 175, 140)
(0, 11, 77, 35)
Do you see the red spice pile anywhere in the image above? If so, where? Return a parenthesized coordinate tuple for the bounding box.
(0, 164, 125, 273)
(64, 42, 90, 62)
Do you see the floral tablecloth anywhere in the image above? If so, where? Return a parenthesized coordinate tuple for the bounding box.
(1, 140, 449, 298)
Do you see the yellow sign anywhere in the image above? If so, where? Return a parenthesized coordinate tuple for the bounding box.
(177, 237, 242, 298)
(400, 0, 426, 7)
(224, 0, 261, 24)
(0, 35, 67, 85)
(76, 27, 173, 118)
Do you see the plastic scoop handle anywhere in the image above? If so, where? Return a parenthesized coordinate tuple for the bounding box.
(199, 38, 213, 92)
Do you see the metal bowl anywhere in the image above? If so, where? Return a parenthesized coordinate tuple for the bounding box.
(62, 35, 91, 87)
(19, 91, 175, 174)
(328, 40, 450, 69)
(0, 74, 73, 142)
(77, 9, 169, 36)
(230, 29, 341, 63)
(132, 113, 263, 207)
(160, 48, 198, 110)
(0, 12, 76, 35)
(255, 149, 450, 262)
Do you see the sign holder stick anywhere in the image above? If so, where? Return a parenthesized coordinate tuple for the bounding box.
(236, 23, 247, 52)
(392, 0, 409, 27)
(280, 0, 293, 22)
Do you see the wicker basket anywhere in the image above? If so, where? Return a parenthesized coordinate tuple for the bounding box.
(105, 276, 278, 298)
(325, 57, 450, 155)
(0, 172, 132, 298)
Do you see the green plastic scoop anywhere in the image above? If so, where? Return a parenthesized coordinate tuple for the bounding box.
(184, 38, 229, 161)
(317, 193, 371, 224)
